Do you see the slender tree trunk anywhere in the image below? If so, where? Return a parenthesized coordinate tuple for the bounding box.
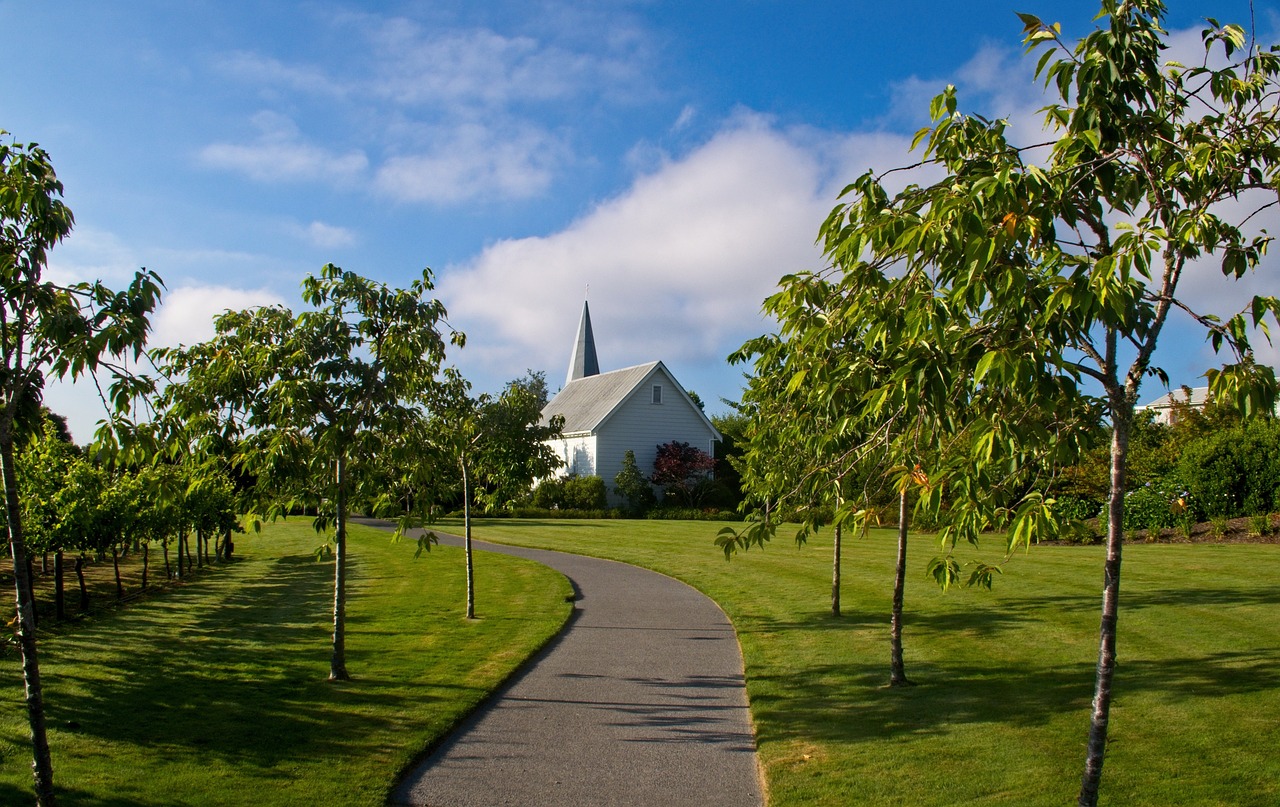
(1, 429, 58, 806)
(176, 533, 184, 579)
(1079, 410, 1131, 807)
(831, 520, 842, 617)
(890, 489, 913, 687)
(74, 555, 88, 611)
(330, 455, 350, 681)
(462, 457, 475, 620)
(223, 529, 234, 561)
(54, 551, 65, 621)
(112, 545, 123, 600)
(195, 531, 203, 569)
(163, 539, 171, 580)
(41, 552, 48, 574)
(141, 542, 149, 591)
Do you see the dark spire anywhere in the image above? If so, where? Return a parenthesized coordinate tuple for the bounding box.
(566, 300, 600, 385)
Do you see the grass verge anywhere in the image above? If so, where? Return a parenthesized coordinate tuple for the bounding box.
(0, 519, 571, 806)
(455, 518, 1280, 807)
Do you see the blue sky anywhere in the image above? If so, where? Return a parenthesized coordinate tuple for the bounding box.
(3, 0, 1277, 440)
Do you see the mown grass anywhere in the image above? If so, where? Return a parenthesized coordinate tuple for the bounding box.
(456, 518, 1280, 806)
(0, 520, 571, 806)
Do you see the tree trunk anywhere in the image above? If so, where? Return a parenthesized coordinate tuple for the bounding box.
(163, 539, 171, 580)
(112, 545, 123, 600)
(329, 455, 350, 681)
(1, 428, 58, 806)
(1079, 410, 1131, 806)
(176, 532, 184, 579)
(224, 529, 234, 561)
(889, 489, 913, 687)
(54, 551, 65, 621)
(462, 456, 475, 620)
(831, 520, 842, 617)
(74, 555, 88, 611)
(141, 542, 149, 591)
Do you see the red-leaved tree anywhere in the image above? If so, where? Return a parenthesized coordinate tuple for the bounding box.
(650, 441, 716, 507)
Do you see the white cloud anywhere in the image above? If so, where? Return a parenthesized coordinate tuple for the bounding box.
(672, 105, 697, 132)
(204, 10, 656, 204)
(368, 23, 595, 108)
(290, 220, 357, 249)
(149, 284, 288, 349)
(199, 111, 368, 184)
(438, 118, 910, 384)
(374, 122, 565, 203)
(46, 226, 143, 286)
(214, 51, 347, 97)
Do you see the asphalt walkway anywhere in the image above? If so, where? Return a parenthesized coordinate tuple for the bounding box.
(363, 522, 763, 807)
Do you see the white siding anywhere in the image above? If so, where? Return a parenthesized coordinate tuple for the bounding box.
(594, 367, 718, 506)
(546, 434, 597, 478)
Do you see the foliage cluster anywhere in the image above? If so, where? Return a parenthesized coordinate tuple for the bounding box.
(531, 475, 608, 511)
(650, 440, 717, 507)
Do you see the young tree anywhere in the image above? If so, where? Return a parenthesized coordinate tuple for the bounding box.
(1, 135, 162, 806)
(472, 375, 564, 513)
(422, 370, 564, 618)
(810, 4, 1280, 803)
(613, 449, 656, 515)
(158, 264, 460, 680)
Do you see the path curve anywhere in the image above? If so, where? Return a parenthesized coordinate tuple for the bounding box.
(360, 521, 763, 807)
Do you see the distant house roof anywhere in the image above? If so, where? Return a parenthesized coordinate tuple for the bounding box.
(543, 361, 663, 435)
(1138, 386, 1210, 411)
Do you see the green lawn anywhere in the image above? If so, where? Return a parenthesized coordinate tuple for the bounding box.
(455, 519, 1280, 807)
(0, 520, 571, 806)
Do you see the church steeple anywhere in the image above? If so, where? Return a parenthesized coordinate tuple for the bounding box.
(566, 300, 600, 385)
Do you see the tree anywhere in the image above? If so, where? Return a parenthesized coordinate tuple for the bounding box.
(1, 135, 162, 805)
(158, 264, 460, 680)
(809, 4, 1280, 803)
(722, 317, 925, 679)
(613, 449, 656, 514)
(472, 374, 564, 513)
(650, 441, 716, 507)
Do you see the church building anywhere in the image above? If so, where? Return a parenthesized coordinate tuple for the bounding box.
(540, 302, 722, 506)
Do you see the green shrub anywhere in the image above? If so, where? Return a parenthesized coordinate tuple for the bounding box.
(563, 476, 607, 511)
(531, 477, 565, 509)
(530, 476, 607, 511)
(1123, 485, 1182, 531)
(613, 450, 656, 514)
(1053, 495, 1102, 523)
(1249, 512, 1273, 537)
(644, 507, 742, 522)
(1179, 418, 1280, 518)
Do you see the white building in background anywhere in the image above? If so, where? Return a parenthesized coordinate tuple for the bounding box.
(540, 301, 721, 505)
(1136, 386, 1210, 425)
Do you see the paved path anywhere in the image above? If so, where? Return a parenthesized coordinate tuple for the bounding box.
(362, 521, 763, 807)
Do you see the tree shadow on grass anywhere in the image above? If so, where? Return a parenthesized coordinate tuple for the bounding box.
(41, 551, 422, 774)
(747, 646, 1280, 748)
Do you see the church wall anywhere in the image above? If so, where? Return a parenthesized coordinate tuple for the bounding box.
(594, 367, 719, 506)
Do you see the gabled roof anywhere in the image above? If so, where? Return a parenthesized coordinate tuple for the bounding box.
(544, 361, 660, 434)
(541, 361, 721, 441)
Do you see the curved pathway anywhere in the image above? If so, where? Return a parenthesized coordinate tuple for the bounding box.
(363, 521, 763, 807)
